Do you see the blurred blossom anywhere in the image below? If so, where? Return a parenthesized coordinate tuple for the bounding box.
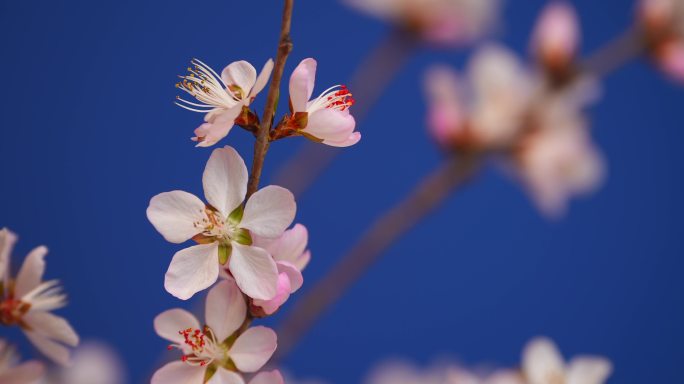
(639, 0, 684, 82)
(522, 337, 612, 384)
(446, 368, 524, 384)
(39, 341, 126, 384)
(344, 0, 501, 46)
(0, 339, 45, 384)
(425, 66, 466, 148)
(531, 2, 580, 73)
(365, 360, 449, 384)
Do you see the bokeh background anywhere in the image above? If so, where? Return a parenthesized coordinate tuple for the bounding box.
(1, 0, 683, 383)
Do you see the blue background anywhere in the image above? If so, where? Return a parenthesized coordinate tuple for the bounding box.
(1, 0, 682, 383)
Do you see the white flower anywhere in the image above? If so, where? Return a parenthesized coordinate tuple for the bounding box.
(251, 224, 310, 315)
(146, 146, 296, 300)
(288, 58, 360, 147)
(152, 280, 281, 384)
(344, 0, 501, 46)
(176, 59, 274, 147)
(0, 339, 45, 384)
(522, 337, 612, 384)
(0, 228, 79, 366)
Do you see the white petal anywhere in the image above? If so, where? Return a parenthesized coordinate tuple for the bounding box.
(228, 326, 277, 372)
(289, 58, 317, 112)
(147, 191, 206, 244)
(205, 279, 246, 341)
(254, 224, 309, 268)
(23, 312, 79, 347)
(151, 361, 206, 384)
(303, 109, 357, 143)
(0, 361, 45, 384)
(154, 308, 201, 345)
(208, 367, 246, 384)
(322, 131, 362, 147)
(567, 357, 613, 384)
(249, 59, 275, 99)
(277, 261, 303, 292)
(165, 244, 220, 300)
(522, 337, 566, 384)
(0, 228, 17, 282)
(203, 146, 248, 217)
(24, 330, 72, 366)
(15, 245, 47, 298)
(222, 61, 257, 96)
(249, 370, 285, 384)
(228, 243, 278, 300)
(241, 186, 296, 238)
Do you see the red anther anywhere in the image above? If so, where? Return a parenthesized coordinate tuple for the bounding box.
(167, 345, 173, 350)
(181, 356, 188, 362)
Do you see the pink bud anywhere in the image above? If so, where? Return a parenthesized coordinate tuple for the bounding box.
(658, 40, 684, 83)
(532, 2, 580, 70)
(424, 67, 464, 148)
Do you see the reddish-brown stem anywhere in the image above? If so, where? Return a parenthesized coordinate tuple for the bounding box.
(246, 0, 295, 199)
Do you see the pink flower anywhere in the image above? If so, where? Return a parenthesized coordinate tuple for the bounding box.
(0, 228, 80, 366)
(288, 58, 360, 147)
(251, 224, 310, 315)
(152, 280, 281, 384)
(146, 146, 296, 300)
(176, 59, 274, 147)
(523, 337, 612, 384)
(424, 66, 465, 148)
(0, 339, 45, 384)
(531, 2, 580, 70)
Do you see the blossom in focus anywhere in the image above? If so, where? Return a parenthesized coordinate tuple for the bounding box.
(147, 146, 296, 300)
(522, 337, 612, 384)
(152, 280, 279, 384)
(287, 58, 360, 147)
(176, 59, 274, 147)
(39, 341, 126, 384)
(0, 339, 45, 384)
(251, 224, 310, 316)
(344, 0, 501, 46)
(0, 228, 79, 366)
(531, 2, 580, 72)
(639, 0, 684, 82)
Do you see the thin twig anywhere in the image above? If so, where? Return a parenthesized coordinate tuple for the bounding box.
(582, 27, 646, 78)
(276, 153, 481, 358)
(247, 0, 295, 198)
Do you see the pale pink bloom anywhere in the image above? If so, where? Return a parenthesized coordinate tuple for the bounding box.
(176, 59, 274, 147)
(288, 58, 360, 147)
(424, 66, 465, 147)
(147, 146, 296, 300)
(447, 368, 524, 384)
(39, 341, 126, 384)
(344, 0, 500, 46)
(531, 2, 580, 68)
(639, 0, 684, 32)
(0, 228, 79, 366)
(152, 280, 279, 384)
(658, 40, 684, 82)
(522, 337, 612, 384)
(0, 339, 45, 384)
(251, 224, 310, 315)
(365, 360, 447, 384)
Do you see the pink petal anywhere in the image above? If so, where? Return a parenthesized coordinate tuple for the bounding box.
(0, 361, 45, 384)
(659, 41, 684, 83)
(523, 337, 566, 384)
(221, 61, 257, 95)
(205, 279, 246, 341)
(151, 361, 206, 384)
(289, 58, 317, 112)
(22, 312, 79, 347)
(228, 243, 278, 300)
(146, 191, 206, 244)
(567, 357, 613, 384)
(14, 245, 47, 298)
(532, 2, 580, 64)
(208, 367, 245, 384)
(165, 244, 220, 300)
(250, 59, 275, 100)
(277, 261, 303, 292)
(228, 326, 277, 372)
(249, 370, 285, 384)
(424, 66, 463, 146)
(323, 131, 362, 147)
(0, 228, 17, 282)
(241, 186, 296, 239)
(203, 146, 248, 217)
(153, 308, 201, 346)
(251, 272, 292, 316)
(254, 224, 309, 268)
(303, 109, 356, 143)
(24, 330, 72, 366)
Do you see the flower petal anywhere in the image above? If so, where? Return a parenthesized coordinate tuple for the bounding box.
(205, 279, 246, 341)
(277, 261, 303, 292)
(24, 330, 72, 366)
(228, 326, 277, 372)
(147, 191, 206, 244)
(567, 357, 612, 384)
(151, 361, 206, 384)
(241, 186, 296, 238)
(0, 228, 17, 283)
(303, 109, 357, 143)
(289, 58, 317, 112)
(249, 370, 285, 384)
(14, 245, 47, 298)
(165, 244, 220, 300)
(251, 272, 292, 316)
(532, 2, 579, 64)
(250, 59, 275, 100)
(323, 131, 362, 147)
(208, 367, 246, 384)
(0, 361, 45, 384)
(222, 61, 257, 96)
(154, 308, 201, 345)
(522, 337, 566, 384)
(193, 117, 236, 148)
(23, 311, 79, 347)
(203, 146, 248, 217)
(254, 224, 309, 268)
(228, 243, 278, 300)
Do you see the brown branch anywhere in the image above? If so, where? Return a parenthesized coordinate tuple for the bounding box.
(275, 153, 481, 358)
(581, 27, 646, 78)
(246, 0, 295, 198)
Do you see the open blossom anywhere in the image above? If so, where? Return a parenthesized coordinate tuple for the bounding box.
(344, 0, 500, 46)
(0, 339, 45, 384)
(251, 224, 310, 315)
(147, 146, 296, 300)
(639, 0, 684, 82)
(531, 2, 580, 71)
(522, 337, 612, 384)
(287, 58, 360, 147)
(0, 228, 79, 366)
(152, 280, 281, 384)
(176, 59, 274, 147)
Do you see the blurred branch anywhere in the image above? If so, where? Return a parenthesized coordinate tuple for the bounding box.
(272, 29, 418, 197)
(247, 0, 295, 198)
(275, 152, 481, 358)
(581, 27, 646, 78)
